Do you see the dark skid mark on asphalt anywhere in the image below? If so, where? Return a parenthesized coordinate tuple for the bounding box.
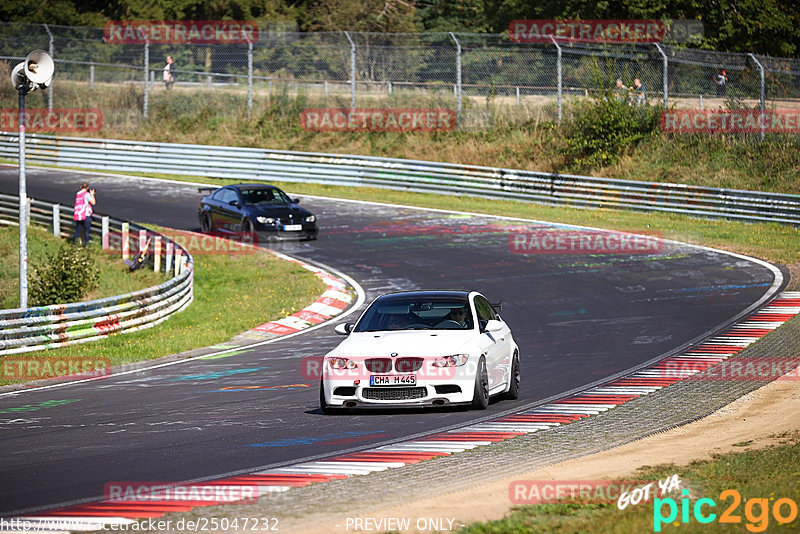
(0, 168, 776, 515)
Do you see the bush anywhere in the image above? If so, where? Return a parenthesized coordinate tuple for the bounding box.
(564, 95, 661, 171)
(29, 243, 99, 306)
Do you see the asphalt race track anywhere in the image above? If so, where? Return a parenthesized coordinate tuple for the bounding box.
(0, 166, 781, 515)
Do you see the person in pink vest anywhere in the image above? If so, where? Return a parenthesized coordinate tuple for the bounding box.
(73, 181, 96, 246)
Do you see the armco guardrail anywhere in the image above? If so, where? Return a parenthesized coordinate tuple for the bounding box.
(1, 133, 799, 225)
(0, 193, 193, 355)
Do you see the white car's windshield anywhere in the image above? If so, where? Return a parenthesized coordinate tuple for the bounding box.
(355, 296, 473, 332)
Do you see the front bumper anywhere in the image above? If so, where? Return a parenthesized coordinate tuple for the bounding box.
(322, 378, 476, 408)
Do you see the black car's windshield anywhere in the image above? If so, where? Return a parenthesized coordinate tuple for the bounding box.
(355, 296, 473, 332)
(240, 188, 292, 205)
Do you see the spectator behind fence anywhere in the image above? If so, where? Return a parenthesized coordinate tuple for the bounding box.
(633, 78, 647, 106)
(714, 69, 727, 96)
(73, 181, 96, 247)
(614, 78, 630, 103)
(163, 56, 175, 89)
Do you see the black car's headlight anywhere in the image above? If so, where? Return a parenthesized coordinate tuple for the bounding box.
(305, 215, 316, 223)
(257, 216, 276, 224)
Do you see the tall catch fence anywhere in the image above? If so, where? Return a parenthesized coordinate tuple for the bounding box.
(1, 22, 799, 131)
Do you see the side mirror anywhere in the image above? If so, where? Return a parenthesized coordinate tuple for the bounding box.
(334, 323, 353, 335)
(229, 200, 241, 208)
(485, 319, 504, 333)
(292, 198, 300, 204)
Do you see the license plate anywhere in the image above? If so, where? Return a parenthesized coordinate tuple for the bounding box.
(370, 374, 416, 386)
(283, 224, 302, 231)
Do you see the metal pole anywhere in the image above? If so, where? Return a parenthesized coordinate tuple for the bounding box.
(749, 54, 766, 142)
(18, 86, 28, 309)
(44, 24, 54, 111)
(450, 32, 462, 118)
(247, 40, 253, 114)
(550, 36, 562, 125)
(654, 43, 668, 109)
(344, 32, 356, 110)
(143, 40, 149, 118)
(90, 64, 95, 89)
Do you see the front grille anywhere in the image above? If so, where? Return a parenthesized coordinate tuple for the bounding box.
(363, 387, 427, 401)
(365, 358, 393, 373)
(395, 357, 423, 372)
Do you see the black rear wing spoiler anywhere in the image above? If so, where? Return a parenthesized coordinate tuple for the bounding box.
(198, 187, 216, 195)
(491, 300, 502, 312)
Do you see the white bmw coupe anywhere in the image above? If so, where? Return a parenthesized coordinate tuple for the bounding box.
(320, 290, 520, 412)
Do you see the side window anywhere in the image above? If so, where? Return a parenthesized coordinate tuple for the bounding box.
(212, 188, 226, 201)
(474, 296, 497, 330)
(221, 189, 239, 204)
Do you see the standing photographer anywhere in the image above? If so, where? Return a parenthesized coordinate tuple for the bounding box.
(73, 182, 96, 246)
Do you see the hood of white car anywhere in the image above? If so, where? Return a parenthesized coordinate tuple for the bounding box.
(328, 330, 477, 358)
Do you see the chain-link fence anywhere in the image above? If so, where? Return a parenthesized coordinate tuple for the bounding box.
(1, 21, 799, 134)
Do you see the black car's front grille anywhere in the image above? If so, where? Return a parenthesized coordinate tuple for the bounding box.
(362, 387, 427, 401)
(365, 358, 393, 373)
(395, 357, 424, 372)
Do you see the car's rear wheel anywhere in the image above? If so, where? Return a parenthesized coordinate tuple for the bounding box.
(200, 213, 212, 233)
(503, 351, 520, 400)
(471, 356, 489, 410)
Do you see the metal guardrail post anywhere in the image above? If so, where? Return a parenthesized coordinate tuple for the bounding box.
(550, 36, 562, 125)
(102, 215, 109, 249)
(154, 236, 161, 273)
(166, 241, 174, 273)
(143, 40, 149, 118)
(90, 64, 94, 89)
(44, 24, 54, 112)
(748, 54, 766, 142)
(52, 204, 60, 237)
(654, 43, 668, 109)
(450, 32, 462, 119)
(344, 31, 356, 110)
(122, 222, 130, 260)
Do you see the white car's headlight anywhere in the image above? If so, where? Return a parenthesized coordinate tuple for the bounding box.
(433, 354, 469, 367)
(327, 357, 358, 370)
(256, 216, 276, 224)
(305, 215, 316, 223)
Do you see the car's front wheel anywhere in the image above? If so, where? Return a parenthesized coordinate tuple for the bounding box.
(471, 356, 489, 410)
(319, 382, 337, 415)
(242, 218, 255, 236)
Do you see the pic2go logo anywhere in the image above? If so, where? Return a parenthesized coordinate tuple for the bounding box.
(653, 489, 799, 532)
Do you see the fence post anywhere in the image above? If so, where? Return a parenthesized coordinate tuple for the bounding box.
(90, 64, 95, 89)
(52, 204, 60, 237)
(450, 32, 462, 120)
(44, 24, 54, 111)
(143, 40, 149, 118)
(550, 36, 562, 125)
(344, 31, 356, 110)
(102, 216, 109, 249)
(749, 53, 766, 142)
(244, 29, 253, 115)
(654, 43, 668, 109)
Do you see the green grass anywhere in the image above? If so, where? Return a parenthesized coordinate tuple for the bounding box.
(3, 82, 800, 195)
(0, 224, 164, 309)
(0, 224, 325, 383)
(457, 431, 800, 533)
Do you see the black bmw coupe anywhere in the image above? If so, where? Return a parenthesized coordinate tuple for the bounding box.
(197, 184, 318, 241)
